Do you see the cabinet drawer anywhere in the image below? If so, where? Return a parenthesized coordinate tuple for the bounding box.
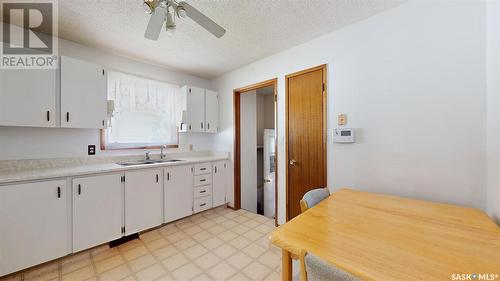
(194, 174, 212, 186)
(193, 196, 212, 213)
(194, 185, 212, 198)
(194, 163, 212, 175)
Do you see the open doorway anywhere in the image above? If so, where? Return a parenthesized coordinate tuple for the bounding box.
(234, 79, 278, 225)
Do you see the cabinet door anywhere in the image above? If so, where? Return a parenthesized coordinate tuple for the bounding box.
(205, 90, 219, 133)
(188, 86, 206, 132)
(0, 69, 56, 127)
(60, 56, 107, 129)
(73, 174, 123, 252)
(125, 169, 163, 235)
(212, 161, 228, 207)
(0, 180, 68, 276)
(164, 165, 193, 223)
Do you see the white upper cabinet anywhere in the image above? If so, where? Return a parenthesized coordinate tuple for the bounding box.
(0, 69, 57, 127)
(180, 86, 219, 133)
(124, 169, 163, 235)
(188, 86, 206, 132)
(212, 160, 228, 207)
(205, 90, 219, 133)
(0, 180, 68, 276)
(72, 174, 123, 252)
(60, 56, 107, 129)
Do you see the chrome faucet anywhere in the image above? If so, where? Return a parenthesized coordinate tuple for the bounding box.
(160, 145, 167, 159)
(145, 151, 151, 160)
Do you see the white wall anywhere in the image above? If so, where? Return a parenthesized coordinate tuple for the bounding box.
(0, 39, 214, 160)
(213, 0, 487, 224)
(240, 91, 257, 213)
(487, 0, 500, 224)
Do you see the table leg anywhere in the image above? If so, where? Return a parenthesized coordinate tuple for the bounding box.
(282, 249, 292, 281)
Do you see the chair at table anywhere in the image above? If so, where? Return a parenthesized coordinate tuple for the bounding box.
(300, 188, 330, 213)
(302, 254, 360, 281)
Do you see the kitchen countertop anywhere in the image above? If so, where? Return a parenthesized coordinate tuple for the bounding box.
(0, 155, 229, 185)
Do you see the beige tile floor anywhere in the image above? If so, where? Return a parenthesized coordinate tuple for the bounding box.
(0, 207, 283, 281)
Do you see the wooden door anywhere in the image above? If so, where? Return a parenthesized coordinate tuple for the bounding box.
(164, 165, 193, 223)
(61, 56, 107, 129)
(0, 69, 57, 127)
(125, 169, 163, 235)
(286, 65, 327, 220)
(0, 180, 68, 276)
(73, 174, 123, 252)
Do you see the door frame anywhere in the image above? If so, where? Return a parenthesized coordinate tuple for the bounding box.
(285, 64, 328, 221)
(233, 78, 278, 226)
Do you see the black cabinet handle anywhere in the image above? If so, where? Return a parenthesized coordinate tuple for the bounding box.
(167, 172, 170, 181)
(78, 184, 81, 195)
(200, 168, 207, 171)
(215, 166, 217, 173)
(201, 122, 204, 129)
(200, 203, 206, 207)
(156, 174, 159, 183)
(46, 111, 50, 122)
(66, 112, 70, 122)
(200, 179, 206, 182)
(200, 190, 206, 193)
(208, 123, 210, 130)
(57, 187, 61, 198)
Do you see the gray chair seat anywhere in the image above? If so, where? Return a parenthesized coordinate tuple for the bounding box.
(305, 254, 360, 281)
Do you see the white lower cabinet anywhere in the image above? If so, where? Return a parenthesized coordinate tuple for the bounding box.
(0, 159, 229, 277)
(125, 169, 163, 235)
(164, 165, 193, 223)
(0, 180, 68, 276)
(213, 161, 229, 207)
(73, 174, 123, 252)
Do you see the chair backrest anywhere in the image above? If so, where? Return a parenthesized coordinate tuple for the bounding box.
(305, 254, 360, 281)
(300, 188, 330, 213)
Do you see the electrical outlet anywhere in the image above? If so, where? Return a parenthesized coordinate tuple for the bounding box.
(88, 145, 96, 155)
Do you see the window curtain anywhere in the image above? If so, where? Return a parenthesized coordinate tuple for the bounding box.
(106, 71, 179, 146)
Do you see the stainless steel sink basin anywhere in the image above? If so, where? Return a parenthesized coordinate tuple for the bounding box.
(117, 159, 184, 166)
(117, 160, 156, 166)
(152, 159, 184, 163)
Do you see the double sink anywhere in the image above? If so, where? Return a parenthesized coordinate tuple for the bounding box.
(117, 159, 184, 166)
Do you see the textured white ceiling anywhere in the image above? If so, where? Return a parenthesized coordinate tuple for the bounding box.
(58, 0, 404, 79)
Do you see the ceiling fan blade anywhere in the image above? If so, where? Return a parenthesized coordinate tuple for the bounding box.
(144, 6, 166, 40)
(179, 1, 226, 38)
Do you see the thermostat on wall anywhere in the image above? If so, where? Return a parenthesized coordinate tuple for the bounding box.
(333, 128, 355, 143)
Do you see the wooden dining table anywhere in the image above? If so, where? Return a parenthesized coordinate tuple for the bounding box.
(269, 189, 500, 281)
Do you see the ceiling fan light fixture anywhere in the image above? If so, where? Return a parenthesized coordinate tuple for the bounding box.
(166, 8, 176, 29)
(142, 0, 157, 14)
(177, 6, 187, 18)
(143, 0, 226, 40)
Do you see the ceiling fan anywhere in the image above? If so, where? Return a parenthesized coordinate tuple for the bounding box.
(141, 0, 226, 40)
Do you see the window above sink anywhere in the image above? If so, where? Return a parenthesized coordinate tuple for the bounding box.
(101, 71, 183, 150)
